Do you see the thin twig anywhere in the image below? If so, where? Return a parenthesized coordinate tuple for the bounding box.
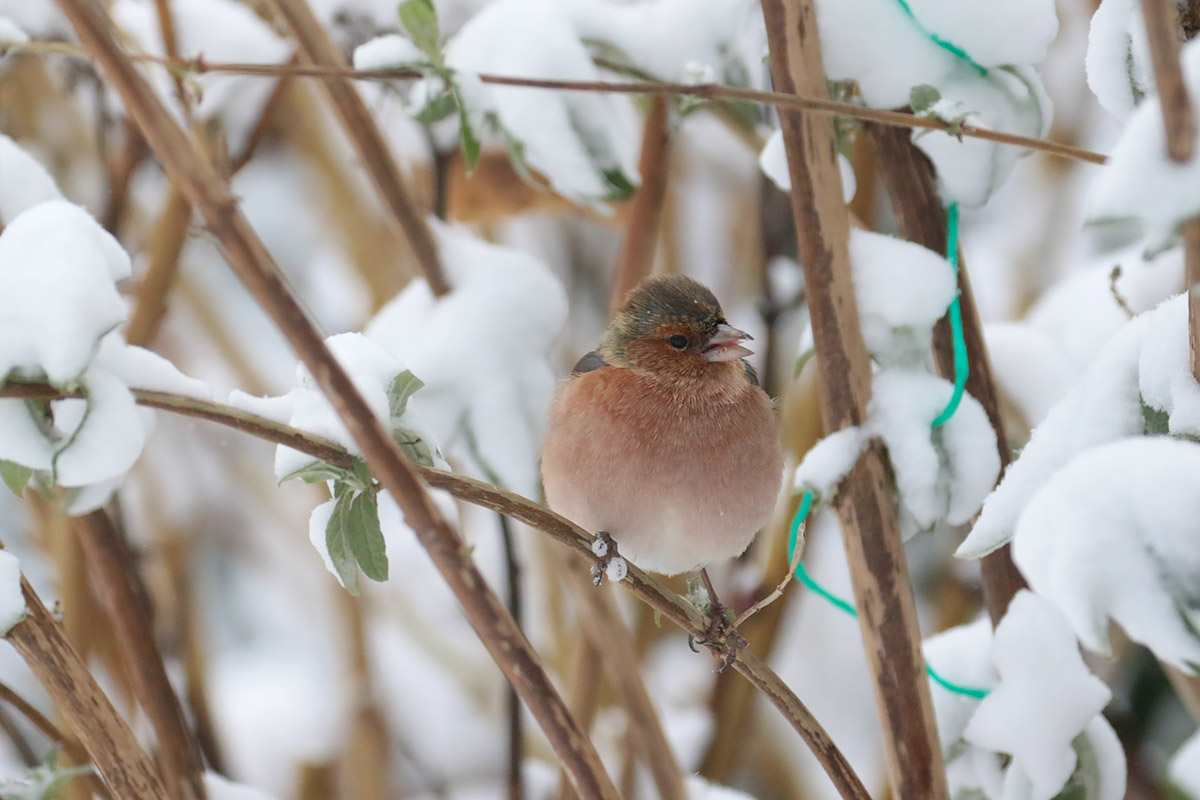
(52, 2, 617, 796)
(0, 680, 70, 752)
(9, 41, 1108, 166)
(761, 1, 948, 797)
(1, 381, 872, 800)
(732, 521, 803, 630)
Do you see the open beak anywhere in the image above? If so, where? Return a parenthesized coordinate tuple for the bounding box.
(703, 323, 754, 362)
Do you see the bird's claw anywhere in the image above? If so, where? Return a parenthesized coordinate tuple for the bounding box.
(689, 604, 746, 673)
(590, 532, 626, 586)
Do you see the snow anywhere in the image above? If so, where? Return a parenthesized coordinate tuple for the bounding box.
(366, 219, 566, 497)
(686, 775, 760, 799)
(567, 0, 755, 84)
(352, 33, 426, 70)
(1086, 0, 1154, 119)
(307, 498, 345, 590)
(0, 16, 25, 46)
(964, 591, 1114, 800)
(958, 306, 1151, 558)
(50, 369, 149, 487)
(0, 201, 129, 385)
(849, 229, 958, 366)
(813, 0, 1055, 205)
(868, 369, 1000, 535)
(1172, 731, 1200, 798)
(1137, 295, 1200, 435)
(759, 130, 857, 205)
(0, 551, 25, 634)
(0, 136, 64, 227)
(983, 323, 1077, 428)
(92, 334, 213, 400)
(1087, 38, 1200, 246)
(440, 0, 638, 209)
(112, 0, 290, 151)
(203, 772, 278, 800)
(1011, 436, 1200, 669)
(792, 426, 868, 501)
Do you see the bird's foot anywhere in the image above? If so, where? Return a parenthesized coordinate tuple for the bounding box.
(590, 532, 627, 587)
(687, 603, 746, 674)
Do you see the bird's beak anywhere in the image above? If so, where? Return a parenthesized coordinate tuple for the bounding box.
(703, 323, 754, 362)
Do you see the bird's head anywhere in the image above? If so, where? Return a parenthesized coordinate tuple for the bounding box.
(599, 275, 753, 383)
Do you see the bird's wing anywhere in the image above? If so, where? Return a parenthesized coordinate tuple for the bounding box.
(742, 359, 759, 387)
(571, 351, 609, 375)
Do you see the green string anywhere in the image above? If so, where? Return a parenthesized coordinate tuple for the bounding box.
(787, 203, 988, 700)
(891, 0, 988, 77)
(932, 202, 968, 428)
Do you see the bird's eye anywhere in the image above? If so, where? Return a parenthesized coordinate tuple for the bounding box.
(668, 334, 689, 349)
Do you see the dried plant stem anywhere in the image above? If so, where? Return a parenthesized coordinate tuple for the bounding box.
(127, 186, 192, 347)
(611, 96, 672, 313)
(12, 41, 1107, 166)
(71, 511, 207, 800)
(555, 637, 604, 800)
(53, 3, 617, 796)
(761, 1, 947, 798)
(869, 125, 1026, 625)
(570, 559, 687, 800)
(0, 380, 871, 800)
(264, 0, 448, 297)
(5, 575, 171, 800)
(1141, 0, 1200, 394)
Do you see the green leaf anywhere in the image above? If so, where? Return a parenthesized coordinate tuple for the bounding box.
(0, 461, 33, 497)
(326, 484, 361, 595)
(394, 427, 435, 467)
(910, 84, 942, 114)
(452, 81, 482, 172)
(388, 369, 426, 418)
(601, 168, 637, 201)
(1142, 399, 1171, 435)
(397, 0, 441, 65)
(278, 461, 353, 486)
(412, 90, 459, 124)
(346, 490, 389, 582)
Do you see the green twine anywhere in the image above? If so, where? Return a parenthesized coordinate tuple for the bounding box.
(787, 203, 988, 700)
(891, 0, 989, 77)
(932, 202, 968, 428)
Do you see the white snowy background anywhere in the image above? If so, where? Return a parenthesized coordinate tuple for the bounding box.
(0, 0, 1199, 798)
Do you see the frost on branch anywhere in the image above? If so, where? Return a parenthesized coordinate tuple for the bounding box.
(1087, 39, 1200, 248)
(0, 182, 209, 513)
(112, 0, 289, 152)
(925, 593, 1124, 800)
(813, 0, 1057, 205)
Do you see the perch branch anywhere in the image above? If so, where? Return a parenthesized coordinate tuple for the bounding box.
(0, 381, 872, 800)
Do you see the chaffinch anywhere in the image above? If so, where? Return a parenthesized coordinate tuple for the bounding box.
(541, 275, 784, 587)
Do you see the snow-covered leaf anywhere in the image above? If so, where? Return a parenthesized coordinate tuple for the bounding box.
(964, 592, 1113, 800)
(397, 0, 441, 64)
(1011, 436, 1200, 670)
(1085, 0, 1154, 118)
(0, 135, 63, 226)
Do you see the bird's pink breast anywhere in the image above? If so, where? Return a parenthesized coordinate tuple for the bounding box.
(541, 367, 784, 576)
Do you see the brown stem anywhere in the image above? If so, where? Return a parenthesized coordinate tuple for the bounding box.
(868, 125, 1026, 625)
(1140, 0, 1200, 386)
(12, 41, 1108, 166)
(1143, 0, 1195, 162)
(6, 576, 171, 800)
(571, 561, 688, 800)
(761, 1, 948, 798)
(52, 2, 616, 796)
(71, 511, 206, 800)
(126, 186, 192, 347)
(264, 0, 448, 296)
(611, 96, 672, 313)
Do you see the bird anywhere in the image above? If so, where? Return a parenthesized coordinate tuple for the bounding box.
(541, 275, 784, 636)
